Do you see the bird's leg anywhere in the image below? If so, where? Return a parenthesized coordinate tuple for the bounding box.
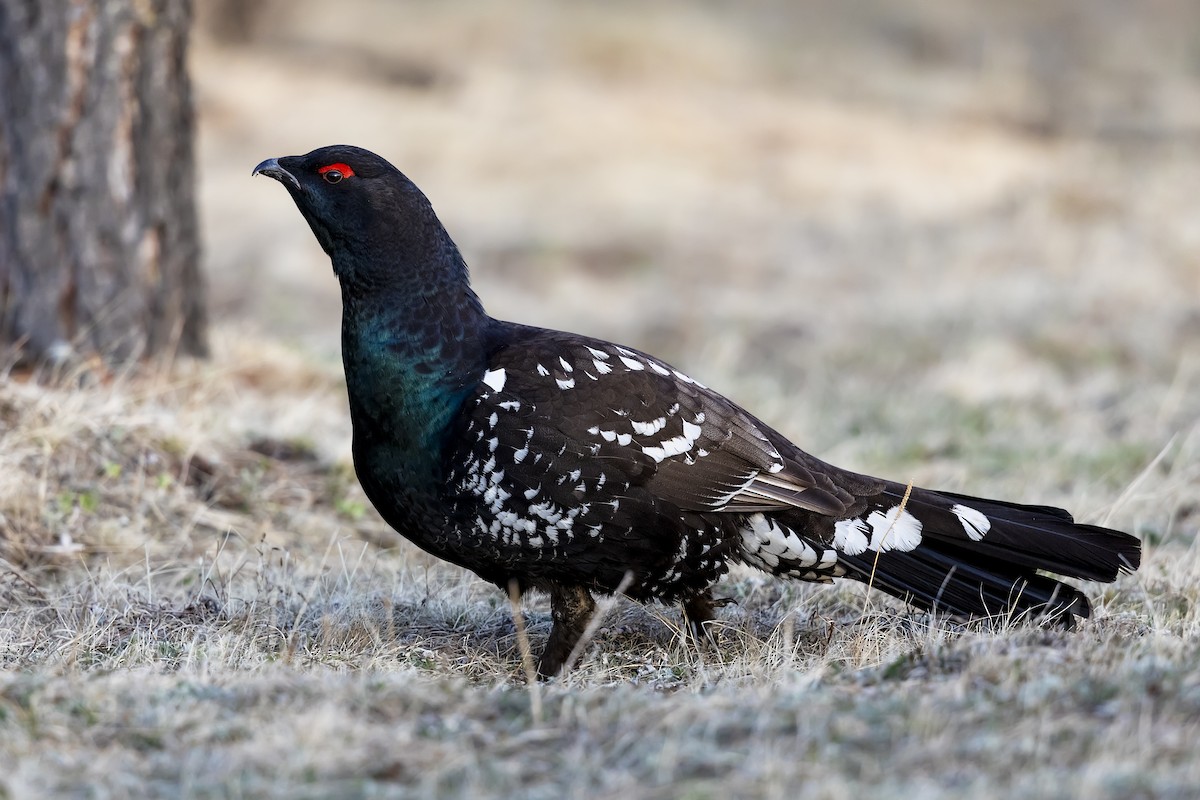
(537, 583, 596, 678)
(682, 589, 735, 646)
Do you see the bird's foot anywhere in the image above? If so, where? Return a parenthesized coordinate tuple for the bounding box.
(682, 591, 734, 647)
(535, 583, 596, 679)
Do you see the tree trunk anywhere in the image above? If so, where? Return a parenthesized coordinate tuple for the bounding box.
(0, 0, 207, 366)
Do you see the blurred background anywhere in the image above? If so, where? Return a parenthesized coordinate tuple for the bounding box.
(3, 10, 1200, 790)
(195, 0, 1199, 508)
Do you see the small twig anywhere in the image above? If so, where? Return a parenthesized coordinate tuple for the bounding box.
(779, 611, 795, 664)
(861, 479, 914, 619)
(1102, 433, 1177, 529)
(508, 580, 543, 725)
(563, 570, 634, 675)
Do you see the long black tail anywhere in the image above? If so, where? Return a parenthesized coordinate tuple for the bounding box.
(837, 487, 1141, 624)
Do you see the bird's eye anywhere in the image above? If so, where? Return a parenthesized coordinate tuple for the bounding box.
(317, 162, 355, 184)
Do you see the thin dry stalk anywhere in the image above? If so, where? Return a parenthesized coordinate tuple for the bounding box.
(508, 579, 543, 725)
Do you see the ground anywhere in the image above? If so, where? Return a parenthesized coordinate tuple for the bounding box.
(2, 1, 1200, 797)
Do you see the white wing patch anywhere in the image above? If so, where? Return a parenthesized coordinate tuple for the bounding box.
(951, 504, 991, 541)
(865, 505, 924, 552)
(833, 518, 871, 555)
(671, 369, 707, 388)
(631, 417, 667, 436)
(618, 354, 644, 371)
(641, 419, 703, 463)
(481, 368, 507, 392)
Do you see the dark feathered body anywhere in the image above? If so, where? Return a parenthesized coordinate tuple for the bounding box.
(255, 145, 1140, 676)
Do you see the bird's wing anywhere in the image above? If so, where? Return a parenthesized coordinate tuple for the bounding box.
(446, 326, 1138, 620)
(464, 328, 875, 519)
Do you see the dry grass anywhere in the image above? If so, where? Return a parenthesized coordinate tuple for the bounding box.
(0, 335, 1194, 797)
(4, 1, 1200, 797)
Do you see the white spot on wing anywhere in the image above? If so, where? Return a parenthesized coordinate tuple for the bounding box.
(833, 518, 871, 555)
(619, 355, 644, 371)
(641, 419, 704, 463)
(631, 417, 667, 436)
(865, 505, 924, 552)
(671, 369, 707, 388)
(482, 368, 507, 392)
(556, 377, 576, 390)
(951, 504, 991, 541)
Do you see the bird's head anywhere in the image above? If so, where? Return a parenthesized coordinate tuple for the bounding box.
(253, 145, 454, 289)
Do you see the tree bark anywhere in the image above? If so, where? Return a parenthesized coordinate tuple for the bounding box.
(0, 0, 207, 366)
